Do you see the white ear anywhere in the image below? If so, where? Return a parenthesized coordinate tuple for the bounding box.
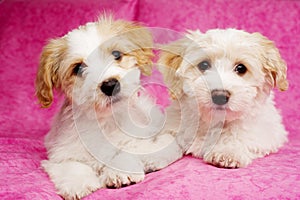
(252, 32, 288, 91)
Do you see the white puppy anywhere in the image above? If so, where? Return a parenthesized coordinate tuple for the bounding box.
(159, 28, 288, 168)
(36, 15, 182, 199)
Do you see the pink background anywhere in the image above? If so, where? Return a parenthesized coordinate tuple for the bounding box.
(0, 0, 299, 199)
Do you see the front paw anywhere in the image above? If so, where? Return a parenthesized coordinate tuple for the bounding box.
(101, 168, 145, 188)
(203, 149, 252, 168)
(42, 160, 101, 199)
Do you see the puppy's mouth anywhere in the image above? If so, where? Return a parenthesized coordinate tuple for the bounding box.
(106, 96, 121, 106)
(214, 105, 227, 111)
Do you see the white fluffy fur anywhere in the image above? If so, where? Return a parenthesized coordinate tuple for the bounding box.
(36, 16, 183, 199)
(159, 28, 288, 168)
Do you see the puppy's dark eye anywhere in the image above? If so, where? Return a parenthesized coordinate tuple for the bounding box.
(197, 61, 211, 71)
(73, 63, 85, 76)
(112, 50, 122, 61)
(234, 64, 247, 75)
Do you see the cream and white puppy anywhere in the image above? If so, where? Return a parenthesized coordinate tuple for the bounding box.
(159, 28, 288, 168)
(36, 16, 182, 199)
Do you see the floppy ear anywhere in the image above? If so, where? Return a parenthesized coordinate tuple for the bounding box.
(98, 15, 154, 76)
(130, 45, 154, 76)
(123, 24, 154, 76)
(158, 37, 191, 99)
(253, 32, 288, 91)
(35, 38, 67, 108)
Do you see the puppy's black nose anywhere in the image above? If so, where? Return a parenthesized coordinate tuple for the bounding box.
(211, 89, 230, 105)
(100, 78, 121, 96)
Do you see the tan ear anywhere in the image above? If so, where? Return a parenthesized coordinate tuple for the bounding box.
(123, 24, 154, 76)
(35, 38, 67, 108)
(131, 47, 154, 76)
(158, 37, 190, 99)
(98, 15, 154, 76)
(253, 32, 288, 91)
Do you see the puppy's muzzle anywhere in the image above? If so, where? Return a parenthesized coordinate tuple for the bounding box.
(100, 78, 121, 96)
(211, 89, 230, 105)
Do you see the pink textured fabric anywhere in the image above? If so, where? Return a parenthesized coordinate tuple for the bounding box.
(0, 0, 299, 199)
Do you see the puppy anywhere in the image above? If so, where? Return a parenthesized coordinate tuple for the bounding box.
(36, 15, 182, 199)
(159, 28, 288, 168)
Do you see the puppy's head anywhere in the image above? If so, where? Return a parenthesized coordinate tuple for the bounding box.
(36, 15, 154, 109)
(159, 29, 288, 120)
